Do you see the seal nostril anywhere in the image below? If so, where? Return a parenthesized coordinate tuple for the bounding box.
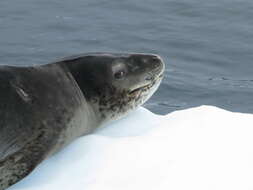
(151, 57, 159, 62)
(150, 56, 162, 69)
(150, 55, 160, 62)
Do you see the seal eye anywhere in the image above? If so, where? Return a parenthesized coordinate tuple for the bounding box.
(114, 71, 125, 79)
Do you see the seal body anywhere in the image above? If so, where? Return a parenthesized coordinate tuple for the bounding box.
(0, 64, 97, 189)
(0, 53, 164, 190)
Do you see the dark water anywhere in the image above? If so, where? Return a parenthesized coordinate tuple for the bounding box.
(1, 0, 253, 115)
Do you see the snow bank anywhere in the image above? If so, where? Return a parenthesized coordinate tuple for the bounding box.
(9, 106, 253, 190)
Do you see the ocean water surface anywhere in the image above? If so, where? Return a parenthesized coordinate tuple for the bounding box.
(0, 0, 252, 114)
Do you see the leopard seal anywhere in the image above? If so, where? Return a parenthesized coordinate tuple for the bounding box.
(0, 53, 164, 190)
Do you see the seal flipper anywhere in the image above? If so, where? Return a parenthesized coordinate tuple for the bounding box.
(0, 130, 55, 190)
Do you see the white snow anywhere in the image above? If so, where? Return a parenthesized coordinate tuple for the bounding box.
(9, 106, 253, 190)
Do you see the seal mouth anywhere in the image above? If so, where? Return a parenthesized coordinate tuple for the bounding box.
(129, 73, 163, 96)
(129, 84, 151, 95)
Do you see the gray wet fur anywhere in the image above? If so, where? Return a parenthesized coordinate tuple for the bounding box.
(0, 53, 164, 190)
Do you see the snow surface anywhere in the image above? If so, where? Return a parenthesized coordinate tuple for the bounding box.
(9, 106, 253, 190)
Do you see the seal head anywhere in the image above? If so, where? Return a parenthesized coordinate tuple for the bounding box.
(61, 53, 165, 123)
